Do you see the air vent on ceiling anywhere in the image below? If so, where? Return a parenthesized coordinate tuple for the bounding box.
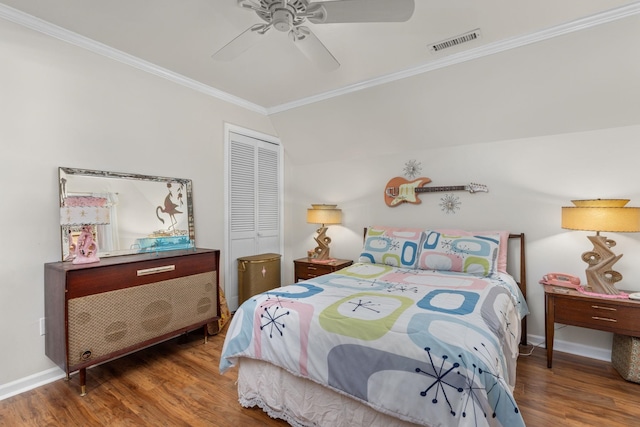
(429, 29, 482, 53)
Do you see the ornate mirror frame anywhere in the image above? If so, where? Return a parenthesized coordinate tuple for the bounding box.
(59, 167, 195, 261)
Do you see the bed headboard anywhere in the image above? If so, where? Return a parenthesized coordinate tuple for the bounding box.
(362, 228, 527, 346)
(509, 233, 527, 346)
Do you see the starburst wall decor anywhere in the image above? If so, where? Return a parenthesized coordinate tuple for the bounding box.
(440, 194, 461, 214)
(403, 159, 422, 179)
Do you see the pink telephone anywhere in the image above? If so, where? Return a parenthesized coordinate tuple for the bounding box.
(539, 273, 581, 289)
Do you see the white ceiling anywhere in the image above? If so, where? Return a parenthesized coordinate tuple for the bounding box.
(1, 0, 637, 112)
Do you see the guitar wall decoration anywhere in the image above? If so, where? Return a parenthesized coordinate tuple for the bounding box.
(384, 177, 488, 207)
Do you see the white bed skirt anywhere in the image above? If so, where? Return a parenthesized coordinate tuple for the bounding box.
(237, 358, 425, 427)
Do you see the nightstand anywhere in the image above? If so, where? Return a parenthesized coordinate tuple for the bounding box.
(544, 285, 640, 368)
(293, 258, 353, 282)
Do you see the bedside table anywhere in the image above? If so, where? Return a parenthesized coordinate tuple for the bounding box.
(294, 258, 353, 282)
(544, 285, 640, 368)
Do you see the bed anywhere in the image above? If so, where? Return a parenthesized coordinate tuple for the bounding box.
(220, 227, 529, 427)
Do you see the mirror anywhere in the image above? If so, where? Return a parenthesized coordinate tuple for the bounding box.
(59, 167, 195, 261)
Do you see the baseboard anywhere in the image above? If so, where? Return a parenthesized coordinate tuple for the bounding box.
(526, 333, 612, 362)
(0, 367, 65, 401)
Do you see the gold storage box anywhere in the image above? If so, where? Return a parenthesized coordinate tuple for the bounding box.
(237, 253, 281, 306)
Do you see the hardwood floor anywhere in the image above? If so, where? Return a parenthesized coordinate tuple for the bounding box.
(1, 330, 639, 426)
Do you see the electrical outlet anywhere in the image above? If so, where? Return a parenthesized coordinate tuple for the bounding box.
(39, 318, 46, 336)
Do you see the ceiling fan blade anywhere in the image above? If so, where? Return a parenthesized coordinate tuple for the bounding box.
(308, 0, 414, 24)
(212, 24, 270, 61)
(290, 26, 340, 72)
(237, 0, 267, 13)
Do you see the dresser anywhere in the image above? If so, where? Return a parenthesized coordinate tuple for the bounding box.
(293, 257, 353, 282)
(44, 248, 220, 395)
(544, 285, 640, 368)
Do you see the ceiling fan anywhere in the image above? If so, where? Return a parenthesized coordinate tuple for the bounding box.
(212, 0, 415, 71)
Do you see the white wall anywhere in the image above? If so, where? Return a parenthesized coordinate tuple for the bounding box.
(271, 13, 640, 165)
(0, 18, 276, 396)
(282, 126, 640, 361)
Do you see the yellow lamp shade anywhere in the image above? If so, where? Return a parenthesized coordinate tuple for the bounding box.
(307, 204, 342, 225)
(561, 199, 640, 233)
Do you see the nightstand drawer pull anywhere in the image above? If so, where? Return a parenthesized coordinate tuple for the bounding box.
(591, 305, 616, 311)
(307, 266, 317, 271)
(591, 316, 617, 322)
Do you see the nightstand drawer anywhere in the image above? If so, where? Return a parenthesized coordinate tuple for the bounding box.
(293, 258, 353, 282)
(554, 296, 640, 335)
(297, 263, 333, 279)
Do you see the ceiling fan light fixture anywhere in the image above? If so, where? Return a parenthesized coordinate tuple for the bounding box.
(272, 9, 294, 31)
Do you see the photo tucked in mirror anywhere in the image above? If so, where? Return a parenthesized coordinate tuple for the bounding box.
(59, 167, 195, 261)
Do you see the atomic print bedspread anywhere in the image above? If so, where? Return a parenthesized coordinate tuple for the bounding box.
(220, 263, 528, 427)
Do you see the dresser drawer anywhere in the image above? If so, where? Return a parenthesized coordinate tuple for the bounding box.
(66, 251, 217, 298)
(553, 296, 640, 336)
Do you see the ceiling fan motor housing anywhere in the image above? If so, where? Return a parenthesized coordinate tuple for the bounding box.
(272, 8, 293, 31)
(258, 0, 308, 31)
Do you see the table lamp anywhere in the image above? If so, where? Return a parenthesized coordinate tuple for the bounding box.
(561, 199, 640, 296)
(307, 204, 342, 260)
(60, 196, 111, 264)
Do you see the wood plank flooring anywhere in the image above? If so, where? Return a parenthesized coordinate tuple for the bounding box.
(1, 329, 639, 426)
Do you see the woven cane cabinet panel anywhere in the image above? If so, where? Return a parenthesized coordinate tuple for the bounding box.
(44, 248, 220, 395)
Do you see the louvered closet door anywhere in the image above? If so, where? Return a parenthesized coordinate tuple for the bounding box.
(227, 131, 282, 311)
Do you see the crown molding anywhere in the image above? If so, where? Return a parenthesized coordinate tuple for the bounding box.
(0, 3, 267, 115)
(267, 2, 640, 114)
(1, 2, 638, 116)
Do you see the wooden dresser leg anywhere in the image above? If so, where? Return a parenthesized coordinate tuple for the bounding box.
(79, 368, 87, 396)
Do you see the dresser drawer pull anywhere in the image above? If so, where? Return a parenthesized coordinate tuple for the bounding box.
(307, 266, 318, 271)
(591, 316, 617, 322)
(591, 305, 616, 311)
(137, 265, 176, 276)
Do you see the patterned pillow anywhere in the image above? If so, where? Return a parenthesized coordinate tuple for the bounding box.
(359, 226, 425, 268)
(435, 229, 509, 273)
(417, 231, 500, 276)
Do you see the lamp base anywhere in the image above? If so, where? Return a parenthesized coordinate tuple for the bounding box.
(72, 254, 101, 265)
(312, 226, 332, 261)
(582, 234, 623, 295)
(71, 225, 101, 265)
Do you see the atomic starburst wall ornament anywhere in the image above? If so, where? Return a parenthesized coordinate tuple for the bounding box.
(403, 159, 422, 179)
(440, 194, 461, 214)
